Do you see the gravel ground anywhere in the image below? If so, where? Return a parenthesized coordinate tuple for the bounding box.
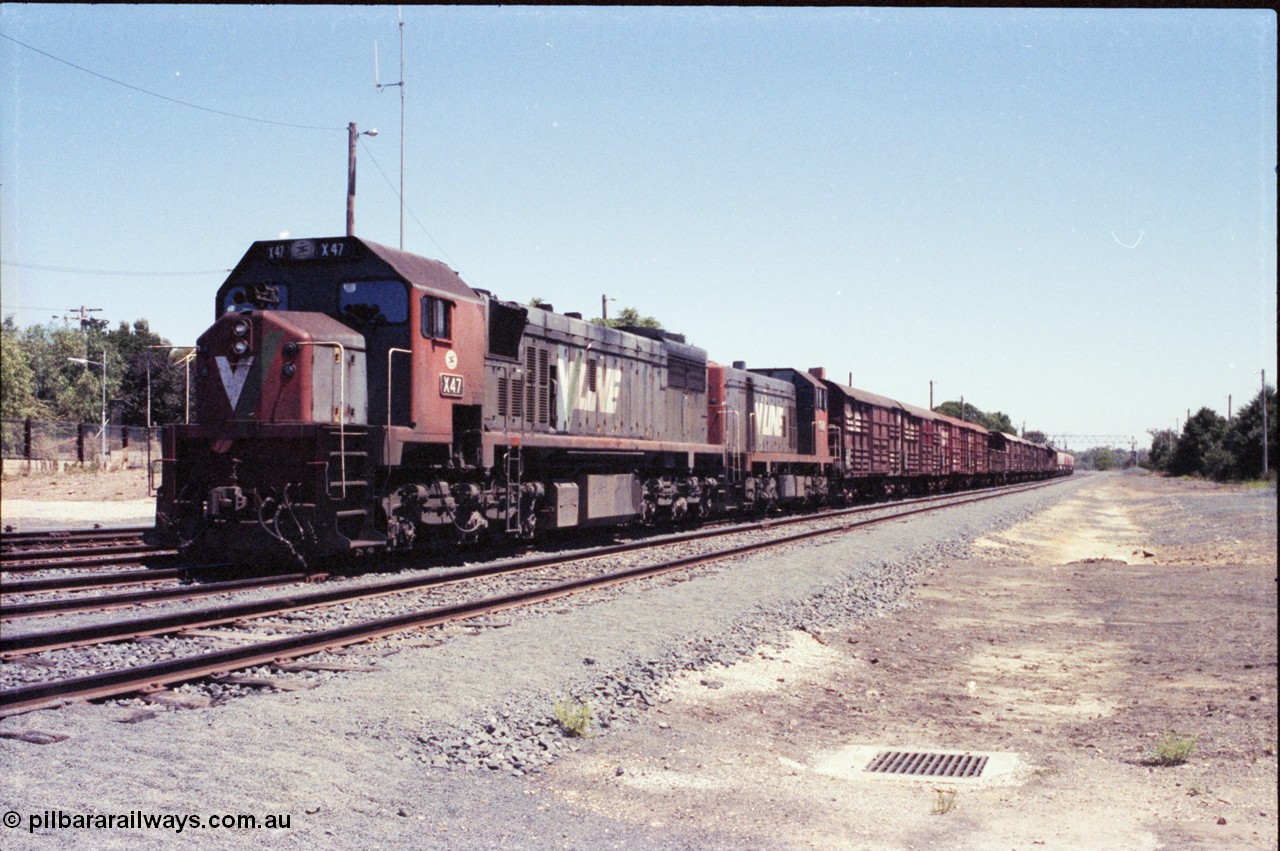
(0, 499, 155, 533)
(1, 475, 1086, 848)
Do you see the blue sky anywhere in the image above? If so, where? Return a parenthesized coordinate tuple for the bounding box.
(2, 6, 1275, 448)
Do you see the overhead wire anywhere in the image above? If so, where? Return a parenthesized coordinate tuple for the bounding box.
(3, 261, 229, 276)
(0, 32, 344, 131)
(3, 29, 466, 280)
(359, 137, 461, 272)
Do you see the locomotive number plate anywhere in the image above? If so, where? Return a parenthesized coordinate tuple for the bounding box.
(440, 374, 464, 398)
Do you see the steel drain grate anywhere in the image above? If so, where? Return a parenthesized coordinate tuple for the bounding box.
(863, 751, 988, 779)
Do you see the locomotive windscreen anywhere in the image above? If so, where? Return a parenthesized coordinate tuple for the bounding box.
(338, 280, 409, 326)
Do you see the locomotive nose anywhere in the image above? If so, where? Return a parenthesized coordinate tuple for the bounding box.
(195, 310, 367, 426)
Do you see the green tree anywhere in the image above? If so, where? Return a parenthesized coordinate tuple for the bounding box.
(1222, 385, 1277, 480)
(932, 400, 1017, 434)
(982, 410, 1016, 435)
(1168, 407, 1227, 478)
(14, 319, 189, 425)
(1146, 428, 1177, 471)
(1024, 429, 1047, 445)
(106, 319, 189, 426)
(21, 323, 117, 422)
(1, 316, 40, 419)
(1094, 447, 1115, 471)
(593, 306, 662, 330)
(934, 400, 979, 423)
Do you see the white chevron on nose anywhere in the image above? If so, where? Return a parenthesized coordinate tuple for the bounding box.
(216, 356, 254, 409)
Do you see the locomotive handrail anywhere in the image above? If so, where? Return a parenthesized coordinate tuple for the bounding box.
(297, 341, 349, 498)
(717, 405, 742, 484)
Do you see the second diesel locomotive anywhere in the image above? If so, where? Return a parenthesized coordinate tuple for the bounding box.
(151, 236, 1071, 567)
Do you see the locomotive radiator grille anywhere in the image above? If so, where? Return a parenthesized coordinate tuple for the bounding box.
(538, 348, 549, 424)
(525, 347, 537, 424)
(512, 378, 524, 420)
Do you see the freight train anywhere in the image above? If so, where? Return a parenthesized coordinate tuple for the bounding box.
(150, 236, 1072, 568)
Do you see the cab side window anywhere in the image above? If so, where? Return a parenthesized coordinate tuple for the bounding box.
(422, 295, 452, 340)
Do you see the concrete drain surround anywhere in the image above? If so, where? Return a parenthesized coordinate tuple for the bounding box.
(865, 750, 988, 778)
(813, 745, 1022, 786)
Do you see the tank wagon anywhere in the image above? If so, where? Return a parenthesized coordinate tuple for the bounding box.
(151, 236, 1071, 567)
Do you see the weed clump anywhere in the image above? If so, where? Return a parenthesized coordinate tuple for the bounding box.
(1144, 731, 1199, 766)
(930, 788, 957, 815)
(554, 697, 593, 738)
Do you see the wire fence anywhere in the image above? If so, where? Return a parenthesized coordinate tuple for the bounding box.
(1, 419, 162, 470)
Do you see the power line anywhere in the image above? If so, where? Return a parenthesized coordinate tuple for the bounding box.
(358, 137, 460, 270)
(3, 260, 229, 277)
(1, 32, 344, 132)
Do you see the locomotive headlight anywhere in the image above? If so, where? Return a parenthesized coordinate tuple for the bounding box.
(232, 339, 250, 356)
(282, 342, 299, 357)
(232, 320, 250, 338)
(282, 363, 296, 377)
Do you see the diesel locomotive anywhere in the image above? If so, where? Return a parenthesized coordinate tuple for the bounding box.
(150, 235, 1071, 567)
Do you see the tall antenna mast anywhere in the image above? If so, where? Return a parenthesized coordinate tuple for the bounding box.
(376, 8, 406, 249)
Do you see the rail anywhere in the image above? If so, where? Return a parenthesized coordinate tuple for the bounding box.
(0, 477, 1069, 714)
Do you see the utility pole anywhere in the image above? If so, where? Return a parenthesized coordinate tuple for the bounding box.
(1263, 369, 1269, 477)
(347, 123, 358, 237)
(398, 10, 405, 250)
(929, 380, 934, 411)
(55, 306, 103, 332)
(347, 123, 378, 237)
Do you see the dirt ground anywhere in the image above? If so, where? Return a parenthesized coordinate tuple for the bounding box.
(537, 473, 1278, 848)
(1, 467, 152, 502)
(1, 469, 1274, 848)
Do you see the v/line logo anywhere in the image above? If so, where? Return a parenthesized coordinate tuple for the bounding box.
(215, 357, 254, 409)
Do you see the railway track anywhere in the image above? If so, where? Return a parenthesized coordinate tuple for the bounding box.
(1, 479, 1052, 627)
(1, 530, 174, 575)
(0, 523, 184, 605)
(0, 478, 1066, 715)
(0, 568, 185, 597)
(0, 525, 152, 547)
